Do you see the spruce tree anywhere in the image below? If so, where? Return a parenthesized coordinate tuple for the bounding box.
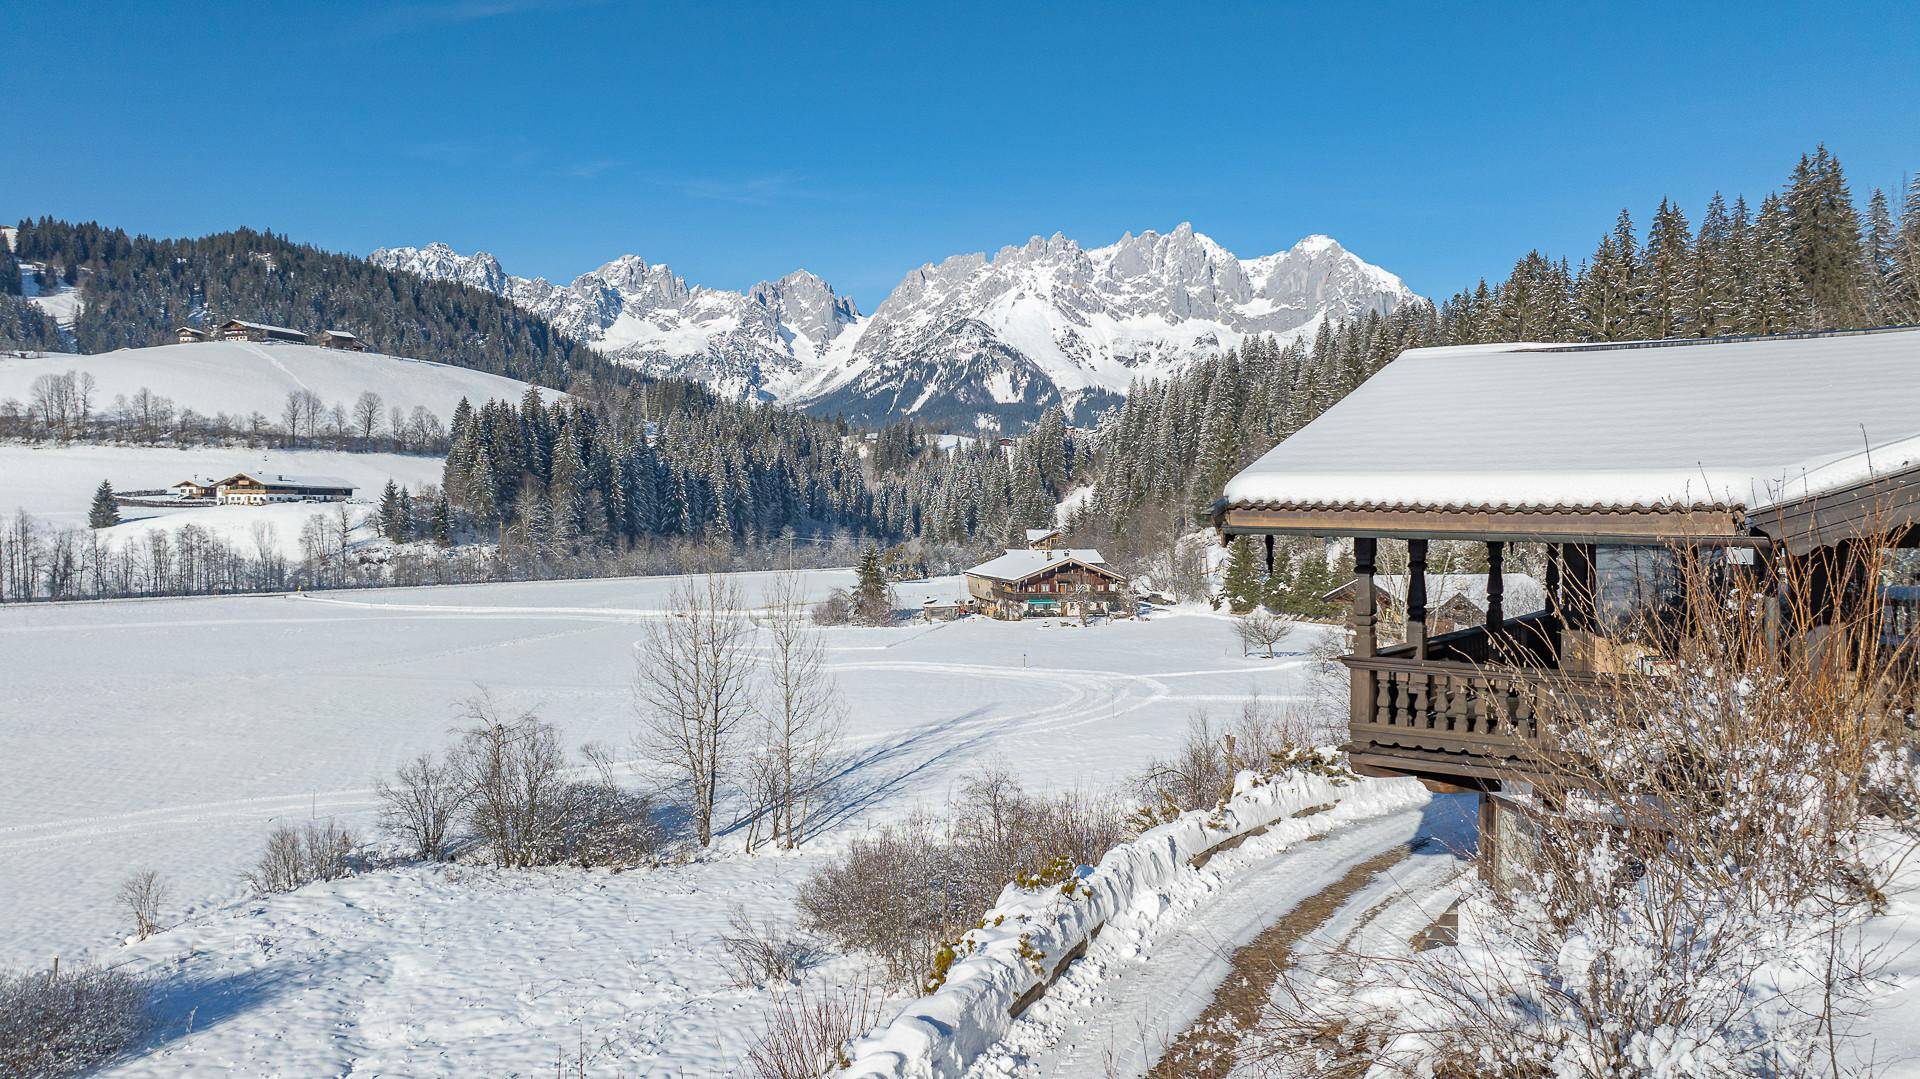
(1784, 146, 1869, 328)
(1220, 537, 1261, 614)
(378, 480, 405, 542)
(88, 480, 120, 529)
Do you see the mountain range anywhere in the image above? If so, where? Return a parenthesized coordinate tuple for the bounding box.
(372, 224, 1416, 428)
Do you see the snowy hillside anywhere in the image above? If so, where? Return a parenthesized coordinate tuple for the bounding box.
(374, 225, 1416, 427)
(0, 340, 548, 425)
(370, 243, 861, 402)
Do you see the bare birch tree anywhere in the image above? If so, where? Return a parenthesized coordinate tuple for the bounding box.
(633, 573, 756, 846)
(750, 569, 846, 850)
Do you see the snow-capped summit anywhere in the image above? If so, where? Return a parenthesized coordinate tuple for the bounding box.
(369, 244, 863, 401)
(797, 224, 1417, 426)
(373, 225, 1415, 427)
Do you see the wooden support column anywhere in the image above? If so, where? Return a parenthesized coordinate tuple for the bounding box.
(1564, 543, 1597, 631)
(1351, 537, 1378, 735)
(1264, 534, 1274, 578)
(1406, 538, 1429, 659)
(1544, 543, 1563, 656)
(1485, 541, 1505, 630)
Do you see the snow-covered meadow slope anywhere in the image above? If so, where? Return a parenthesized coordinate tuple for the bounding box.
(0, 574, 1330, 1074)
(0, 340, 545, 424)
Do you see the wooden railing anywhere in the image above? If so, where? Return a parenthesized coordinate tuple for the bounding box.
(1344, 651, 1608, 779)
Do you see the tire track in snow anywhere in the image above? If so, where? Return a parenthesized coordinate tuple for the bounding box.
(966, 801, 1471, 1079)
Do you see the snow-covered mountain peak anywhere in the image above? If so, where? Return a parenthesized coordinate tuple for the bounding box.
(373, 225, 1417, 428)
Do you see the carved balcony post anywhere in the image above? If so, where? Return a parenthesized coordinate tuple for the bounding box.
(1407, 538, 1429, 660)
(1352, 537, 1378, 734)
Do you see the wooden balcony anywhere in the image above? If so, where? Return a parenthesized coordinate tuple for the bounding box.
(1344, 612, 1611, 788)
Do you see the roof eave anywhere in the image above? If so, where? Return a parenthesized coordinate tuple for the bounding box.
(1218, 502, 1752, 546)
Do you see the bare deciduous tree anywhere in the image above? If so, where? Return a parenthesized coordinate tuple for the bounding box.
(633, 574, 756, 847)
(352, 390, 384, 448)
(116, 869, 169, 941)
(1233, 608, 1296, 658)
(749, 570, 846, 851)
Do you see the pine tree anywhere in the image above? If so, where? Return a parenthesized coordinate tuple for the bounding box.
(1221, 537, 1262, 614)
(431, 494, 454, 546)
(1639, 198, 1692, 338)
(1784, 145, 1869, 328)
(1893, 175, 1920, 324)
(1864, 187, 1899, 322)
(88, 480, 120, 529)
(378, 480, 405, 542)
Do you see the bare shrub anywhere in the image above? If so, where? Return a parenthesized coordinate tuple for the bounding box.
(744, 979, 882, 1079)
(115, 870, 169, 942)
(567, 744, 665, 868)
(1251, 537, 1920, 1076)
(248, 819, 355, 894)
(1132, 698, 1334, 824)
(375, 751, 467, 860)
(810, 588, 852, 626)
(797, 772, 1125, 990)
(719, 906, 822, 988)
(451, 692, 578, 868)
(0, 964, 150, 1077)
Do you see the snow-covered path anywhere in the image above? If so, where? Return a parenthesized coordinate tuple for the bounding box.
(966, 796, 1475, 1078)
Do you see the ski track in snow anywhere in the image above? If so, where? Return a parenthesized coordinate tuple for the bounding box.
(966, 798, 1475, 1079)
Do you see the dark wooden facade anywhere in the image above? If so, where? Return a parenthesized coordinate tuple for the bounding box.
(965, 558, 1127, 620)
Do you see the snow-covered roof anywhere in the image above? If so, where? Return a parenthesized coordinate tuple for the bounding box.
(1024, 527, 1061, 543)
(218, 472, 355, 490)
(322, 329, 360, 340)
(1328, 573, 1545, 616)
(1222, 328, 1920, 515)
(965, 548, 1115, 583)
(222, 319, 308, 336)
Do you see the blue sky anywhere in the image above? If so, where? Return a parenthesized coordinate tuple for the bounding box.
(4, 1, 1916, 308)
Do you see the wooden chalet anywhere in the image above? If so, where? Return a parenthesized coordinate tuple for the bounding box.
(1024, 527, 1066, 550)
(212, 472, 355, 505)
(217, 319, 310, 344)
(965, 548, 1129, 620)
(1213, 327, 1920, 859)
(174, 325, 213, 344)
(318, 329, 367, 351)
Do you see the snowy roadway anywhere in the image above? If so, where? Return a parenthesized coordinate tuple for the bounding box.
(966, 795, 1476, 1078)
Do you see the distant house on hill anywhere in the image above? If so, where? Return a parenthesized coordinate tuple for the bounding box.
(318, 329, 367, 352)
(217, 319, 309, 344)
(212, 472, 355, 506)
(964, 547, 1129, 620)
(1024, 527, 1065, 550)
(174, 326, 213, 344)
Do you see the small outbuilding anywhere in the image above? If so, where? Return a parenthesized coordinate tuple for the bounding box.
(1024, 527, 1065, 550)
(166, 477, 220, 500)
(318, 329, 367, 351)
(174, 326, 213, 344)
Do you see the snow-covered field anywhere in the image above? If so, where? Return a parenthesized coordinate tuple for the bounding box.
(0, 572, 1328, 1075)
(0, 340, 546, 427)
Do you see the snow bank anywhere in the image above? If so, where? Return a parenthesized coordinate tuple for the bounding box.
(840, 763, 1429, 1078)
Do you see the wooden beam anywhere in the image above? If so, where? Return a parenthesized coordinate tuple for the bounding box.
(1485, 540, 1505, 629)
(1220, 504, 1747, 545)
